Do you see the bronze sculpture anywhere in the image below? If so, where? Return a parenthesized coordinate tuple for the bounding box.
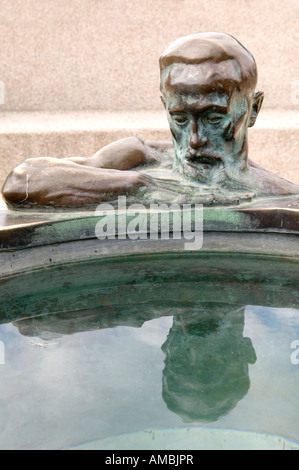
(2, 32, 299, 209)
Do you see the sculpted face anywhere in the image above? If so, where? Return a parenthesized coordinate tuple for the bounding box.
(162, 308, 257, 422)
(162, 61, 258, 183)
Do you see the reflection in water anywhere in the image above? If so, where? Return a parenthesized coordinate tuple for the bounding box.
(11, 302, 257, 424)
(162, 305, 257, 423)
(0, 252, 298, 449)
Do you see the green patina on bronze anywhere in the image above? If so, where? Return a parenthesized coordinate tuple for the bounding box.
(1, 251, 298, 321)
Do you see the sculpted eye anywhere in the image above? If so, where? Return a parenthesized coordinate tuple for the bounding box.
(171, 114, 189, 126)
(204, 114, 224, 125)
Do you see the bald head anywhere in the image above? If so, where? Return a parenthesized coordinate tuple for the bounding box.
(160, 32, 258, 97)
(159, 33, 264, 182)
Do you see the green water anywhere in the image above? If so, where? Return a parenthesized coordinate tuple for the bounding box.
(0, 252, 298, 450)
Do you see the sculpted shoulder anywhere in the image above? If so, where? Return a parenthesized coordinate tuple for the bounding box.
(247, 161, 299, 196)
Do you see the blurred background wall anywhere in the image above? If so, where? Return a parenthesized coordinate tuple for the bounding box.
(0, 0, 298, 185)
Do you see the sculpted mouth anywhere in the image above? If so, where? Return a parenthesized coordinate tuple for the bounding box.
(186, 153, 223, 166)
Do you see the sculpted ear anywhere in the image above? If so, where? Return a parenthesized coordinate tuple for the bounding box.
(248, 91, 264, 127)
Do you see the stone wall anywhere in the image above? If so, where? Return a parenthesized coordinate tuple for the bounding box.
(0, 0, 298, 112)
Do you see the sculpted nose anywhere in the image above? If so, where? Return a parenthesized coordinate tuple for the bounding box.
(190, 125, 207, 149)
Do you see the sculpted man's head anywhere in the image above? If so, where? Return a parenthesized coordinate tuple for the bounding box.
(162, 307, 257, 423)
(159, 32, 264, 184)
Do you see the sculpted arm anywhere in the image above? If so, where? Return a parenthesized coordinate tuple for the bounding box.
(65, 137, 172, 169)
(2, 137, 159, 208)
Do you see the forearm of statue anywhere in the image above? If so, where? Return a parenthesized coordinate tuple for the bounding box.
(2, 157, 153, 208)
(65, 136, 164, 170)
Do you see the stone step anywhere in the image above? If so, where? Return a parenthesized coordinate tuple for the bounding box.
(0, 109, 298, 187)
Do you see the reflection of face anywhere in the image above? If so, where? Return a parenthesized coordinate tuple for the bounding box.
(162, 308, 257, 423)
(163, 62, 251, 183)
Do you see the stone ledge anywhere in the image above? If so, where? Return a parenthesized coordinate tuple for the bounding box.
(0, 109, 298, 133)
(0, 109, 298, 186)
(0, 110, 170, 134)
